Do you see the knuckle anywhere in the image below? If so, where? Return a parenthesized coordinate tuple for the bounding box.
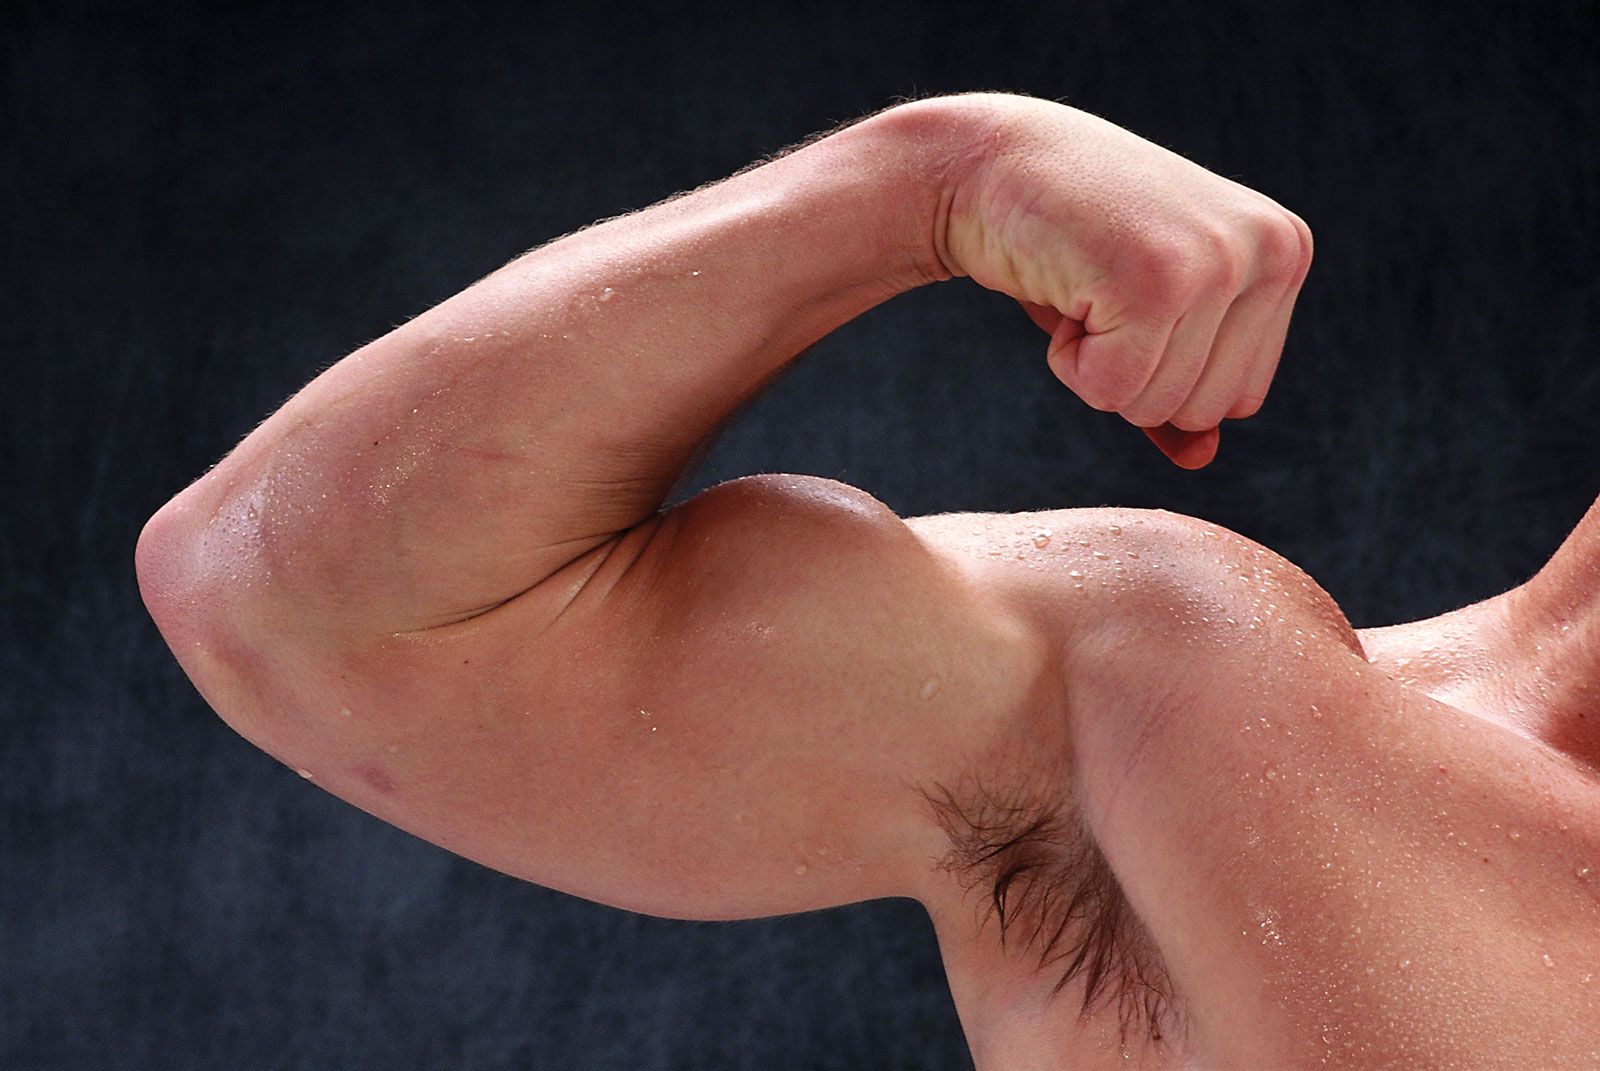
(1157, 226, 1246, 298)
(1235, 208, 1299, 283)
(1195, 226, 1240, 286)
(1255, 210, 1313, 286)
(1202, 221, 1237, 262)
(1288, 211, 1315, 264)
(1137, 235, 1204, 306)
(1259, 253, 1299, 289)
(1252, 210, 1294, 256)
(1214, 249, 1249, 294)
(1194, 224, 1247, 292)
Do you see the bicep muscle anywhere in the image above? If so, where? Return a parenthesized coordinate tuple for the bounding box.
(217, 474, 1040, 921)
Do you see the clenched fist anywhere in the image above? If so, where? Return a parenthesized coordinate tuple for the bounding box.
(924, 93, 1313, 469)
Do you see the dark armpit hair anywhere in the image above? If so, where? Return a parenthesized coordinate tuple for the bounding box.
(920, 774, 1178, 1045)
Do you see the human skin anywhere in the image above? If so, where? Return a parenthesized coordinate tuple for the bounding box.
(134, 92, 1600, 1067)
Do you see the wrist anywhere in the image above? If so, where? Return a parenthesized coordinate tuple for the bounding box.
(857, 93, 1012, 288)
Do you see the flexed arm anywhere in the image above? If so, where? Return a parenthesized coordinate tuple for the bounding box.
(136, 93, 1310, 639)
(134, 93, 1313, 921)
(137, 97, 965, 635)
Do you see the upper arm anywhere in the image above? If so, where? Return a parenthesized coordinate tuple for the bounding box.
(160, 474, 1045, 920)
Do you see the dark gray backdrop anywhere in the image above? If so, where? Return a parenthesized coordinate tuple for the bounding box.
(4, 1, 1597, 1068)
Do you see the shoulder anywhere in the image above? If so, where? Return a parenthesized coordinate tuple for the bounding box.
(995, 509, 1600, 1063)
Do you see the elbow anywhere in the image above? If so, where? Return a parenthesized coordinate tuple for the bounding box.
(135, 470, 283, 638)
(136, 494, 204, 648)
(135, 493, 305, 746)
(134, 485, 256, 659)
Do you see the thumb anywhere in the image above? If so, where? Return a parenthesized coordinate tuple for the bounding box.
(1044, 314, 1089, 392)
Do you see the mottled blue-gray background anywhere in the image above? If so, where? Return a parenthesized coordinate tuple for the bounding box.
(3, 1, 1596, 1068)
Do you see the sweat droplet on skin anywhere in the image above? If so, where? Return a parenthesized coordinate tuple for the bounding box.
(918, 677, 941, 701)
(296, 768, 314, 779)
(1031, 530, 1052, 548)
(794, 863, 809, 876)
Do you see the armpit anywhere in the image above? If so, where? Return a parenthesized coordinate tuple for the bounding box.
(919, 769, 1179, 1044)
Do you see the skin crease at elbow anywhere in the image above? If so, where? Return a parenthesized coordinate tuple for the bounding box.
(135, 91, 1600, 1070)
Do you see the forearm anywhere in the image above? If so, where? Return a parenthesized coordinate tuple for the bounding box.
(141, 97, 987, 635)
